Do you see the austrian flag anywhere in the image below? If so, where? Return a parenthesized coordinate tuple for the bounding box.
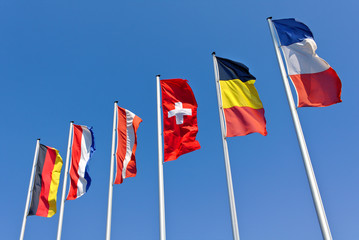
(161, 79, 201, 162)
(114, 106, 142, 184)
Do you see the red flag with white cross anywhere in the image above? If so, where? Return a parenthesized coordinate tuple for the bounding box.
(160, 78, 201, 162)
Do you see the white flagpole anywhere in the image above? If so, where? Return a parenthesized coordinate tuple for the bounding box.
(106, 101, 118, 240)
(20, 139, 40, 240)
(156, 75, 166, 240)
(267, 17, 332, 240)
(56, 121, 74, 240)
(212, 53, 240, 240)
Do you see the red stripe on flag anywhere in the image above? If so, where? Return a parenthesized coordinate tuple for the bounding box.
(224, 106, 267, 137)
(36, 148, 57, 217)
(124, 115, 141, 179)
(67, 125, 83, 200)
(114, 107, 127, 184)
(290, 67, 342, 107)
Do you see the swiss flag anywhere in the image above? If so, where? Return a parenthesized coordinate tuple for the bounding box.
(160, 79, 201, 162)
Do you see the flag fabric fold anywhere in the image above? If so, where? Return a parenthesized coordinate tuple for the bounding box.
(160, 78, 201, 162)
(28, 144, 63, 217)
(215, 56, 267, 137)
(67, 124, 95, 200)
(273, 18, 342, 107)
(114, 106, 142, 184)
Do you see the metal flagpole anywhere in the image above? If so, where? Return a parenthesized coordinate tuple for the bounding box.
(212, 53, 240, 240)
(56, 121, 74, 240)
(106, 101, 118, 240)
(267, 17, 332, 240)
(156, 75, 166, 240)
(20, 139, 40, 240)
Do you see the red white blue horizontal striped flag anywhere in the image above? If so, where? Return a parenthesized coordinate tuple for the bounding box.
(67, 124, 95, 200)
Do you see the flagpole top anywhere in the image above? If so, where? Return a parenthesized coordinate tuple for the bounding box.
(156, 74, 161, 77)
(70, 121, 74, 123)
(212, 52, 216, 55)
(114, 101, 118, 103)
(37, 138, 40, 141)
(267, 16, 272, 20)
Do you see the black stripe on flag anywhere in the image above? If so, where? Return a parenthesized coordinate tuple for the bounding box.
(216, 56, 256, 82)
(28, 144, 47, 216)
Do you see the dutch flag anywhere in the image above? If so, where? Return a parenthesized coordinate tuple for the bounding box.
(67, 125, 95, 200)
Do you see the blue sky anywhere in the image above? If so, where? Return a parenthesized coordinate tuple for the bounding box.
(1, 0, 358, 239)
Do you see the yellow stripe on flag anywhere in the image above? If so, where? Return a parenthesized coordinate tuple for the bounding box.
(47, 149, 63, 217)
(220, 79, 263, 109)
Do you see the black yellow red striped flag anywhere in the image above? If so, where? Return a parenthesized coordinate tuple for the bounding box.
(215, 56, 267, 137)
(28, 144, 63, 217)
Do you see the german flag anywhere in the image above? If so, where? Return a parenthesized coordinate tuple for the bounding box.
(28, 144, 63, 217)
(215, 56, 267, 137)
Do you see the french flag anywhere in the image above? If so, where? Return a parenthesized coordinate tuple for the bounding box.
(273, 18, 342, 107)
(114, 106, 142, 184)
(67, 124, 95, 200)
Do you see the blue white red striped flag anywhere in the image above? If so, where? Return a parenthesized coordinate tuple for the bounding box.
(67, 124, 95, 200)
(273, 18, 342, 107)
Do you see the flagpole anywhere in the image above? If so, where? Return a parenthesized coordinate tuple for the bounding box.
(56, 121, 74, 240)
(106, 101, 118, 240)
(212, 53, 240, 240)
(267, 17, 332, 240)
(156, 75, 166, 240)
(20, 139, 40, 240)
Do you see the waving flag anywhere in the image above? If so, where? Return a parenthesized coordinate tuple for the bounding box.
(114, 106, 142, 184)
(215, 56, 267, 137)
(28, 144, 62, 217)
(273, 18, 342, 107)
(161, 78, 201, 162)
(67, 125, 95, 200)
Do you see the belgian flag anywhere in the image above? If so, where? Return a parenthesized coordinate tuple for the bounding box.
(215, 56, 267, 137)
(28, 144, 63, 217)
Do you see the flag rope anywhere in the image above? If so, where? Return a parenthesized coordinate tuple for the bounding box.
(267, 17, 332, 240)
(212, 53, 240, 240)
(20, 139, 40, 240)
(56, 121, 74, 240)
(156, 75, 167, 240)
(106, 101, 118, 240)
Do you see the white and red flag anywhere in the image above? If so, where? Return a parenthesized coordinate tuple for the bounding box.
(160, 78, 201, 162)
(67, 124, 95, 200)
(114, 106, 142, 184)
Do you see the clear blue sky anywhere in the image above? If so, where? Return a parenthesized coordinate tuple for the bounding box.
(1, 0, 358, 239)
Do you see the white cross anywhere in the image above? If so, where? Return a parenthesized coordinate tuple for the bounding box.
(168, 102, 192, 125)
